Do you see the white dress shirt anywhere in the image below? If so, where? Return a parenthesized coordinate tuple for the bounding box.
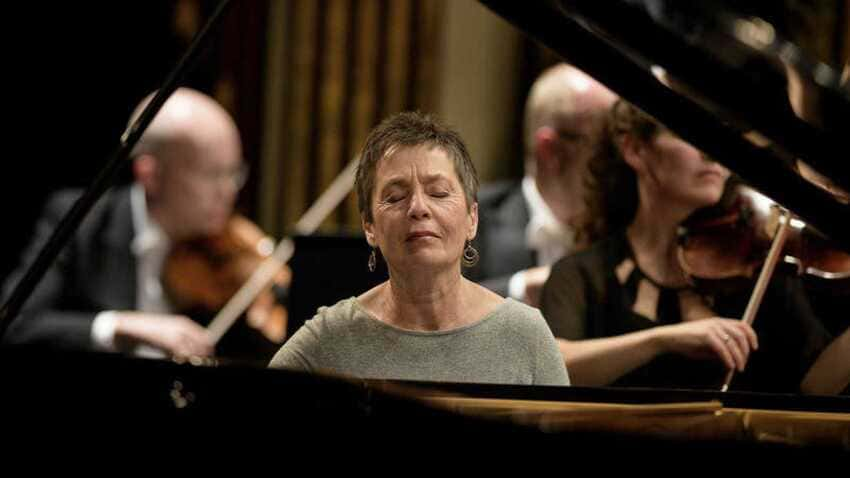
(91, 184, 173, 351)
(507, 176, 576, 300)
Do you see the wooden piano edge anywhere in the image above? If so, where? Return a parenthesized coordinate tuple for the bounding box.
(366, 379, 850, 451)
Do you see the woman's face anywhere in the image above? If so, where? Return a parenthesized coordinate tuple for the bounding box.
(642, 131, 730, 210)
(363, 145, 477, 275)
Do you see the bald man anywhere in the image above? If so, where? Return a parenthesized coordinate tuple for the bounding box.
(465, 64, 617, 306)
(2, 88, 250, 359)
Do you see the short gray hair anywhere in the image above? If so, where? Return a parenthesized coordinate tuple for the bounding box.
(355, 111, 479, 223)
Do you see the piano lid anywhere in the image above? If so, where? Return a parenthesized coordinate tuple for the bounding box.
(478, 0, 850, 248)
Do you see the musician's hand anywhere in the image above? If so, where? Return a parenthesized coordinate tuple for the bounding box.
(522, 265, 551, 308)
(654, 318, 758, 371)
(113, 312, 214, 358)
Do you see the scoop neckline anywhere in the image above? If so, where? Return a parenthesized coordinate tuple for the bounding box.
(349, 296, 514, 336)
(620, 235, 691, 292)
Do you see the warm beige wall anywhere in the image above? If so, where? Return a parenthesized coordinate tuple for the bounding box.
(257, 0, 526, 235)
(433, 0, 524, 183)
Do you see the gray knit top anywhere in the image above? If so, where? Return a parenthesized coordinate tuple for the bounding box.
(269, 297, 569, 386)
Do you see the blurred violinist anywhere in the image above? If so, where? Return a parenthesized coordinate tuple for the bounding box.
(540, 99, 834, 393)
(2, 87, 282, 361)
(465, 63, 617, 307)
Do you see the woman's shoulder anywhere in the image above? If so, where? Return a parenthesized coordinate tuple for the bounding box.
(495, 297, 543, 319)
(290, 296, 390, 350)
(314, 296, 359, 319)
(542, 234, 627, 319)
(551, 233, 626, 279)
(269, 297, 362, 370)
(486, 300, 561, 350)
(488, 299, 549, 334)
(303, 296, 371, 334)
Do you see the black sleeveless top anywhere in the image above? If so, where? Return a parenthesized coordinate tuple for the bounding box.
(540, 231, 832, 392)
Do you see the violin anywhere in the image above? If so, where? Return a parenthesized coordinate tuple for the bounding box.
(158, 156, 359, 355)
(678, 184, 850, 285)
(162, 214, 291, 345)
(677, 183, 850, 390)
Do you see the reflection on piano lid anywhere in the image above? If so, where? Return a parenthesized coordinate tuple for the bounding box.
(478, 0, 850, 250)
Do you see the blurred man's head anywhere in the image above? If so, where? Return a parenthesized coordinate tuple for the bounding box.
(524, 63, 617, 222)
(525, 63, 617, 174)
(130, 88, 244, 240)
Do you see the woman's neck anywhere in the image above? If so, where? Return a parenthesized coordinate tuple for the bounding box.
(627, 187, 695, 288)
(379, 266, 472, 331)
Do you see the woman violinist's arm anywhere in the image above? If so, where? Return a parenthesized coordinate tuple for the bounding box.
(801, 327, 850, 395)
(553, 329, 662, 387)
(554, 318, 757, 387)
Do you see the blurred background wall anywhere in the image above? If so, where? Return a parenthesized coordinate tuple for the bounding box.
(2, 0, 848, 286)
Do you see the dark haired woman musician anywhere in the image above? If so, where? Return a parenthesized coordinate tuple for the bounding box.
(540, 100, 837, 393)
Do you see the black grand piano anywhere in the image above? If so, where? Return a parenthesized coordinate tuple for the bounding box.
(2, 0, 848, 459)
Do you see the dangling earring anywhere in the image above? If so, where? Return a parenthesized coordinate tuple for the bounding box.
(462, 241, 479, 267)
(368, 248, 377, 272)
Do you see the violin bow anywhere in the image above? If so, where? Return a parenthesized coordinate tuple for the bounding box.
(721, 208, 792, 391)
(205, 157, 360, 345)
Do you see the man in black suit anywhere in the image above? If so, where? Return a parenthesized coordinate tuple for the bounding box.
(466, 64, 616, 306)
(2, 88, 249, 359)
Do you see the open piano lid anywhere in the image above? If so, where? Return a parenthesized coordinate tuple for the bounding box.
(479, 0, 850, 249)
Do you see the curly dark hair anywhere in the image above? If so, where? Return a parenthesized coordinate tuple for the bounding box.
(575, 100, 664, 246)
